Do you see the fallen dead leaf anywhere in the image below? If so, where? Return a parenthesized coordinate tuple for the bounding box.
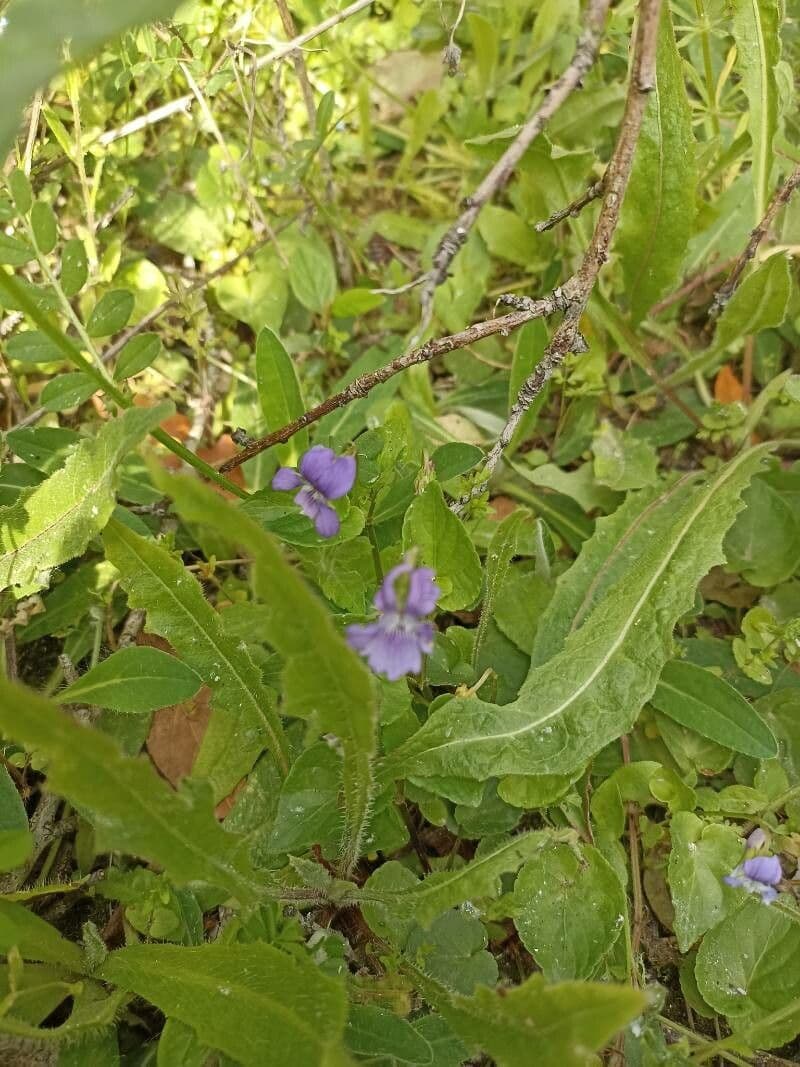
(714, 364, 744, 404)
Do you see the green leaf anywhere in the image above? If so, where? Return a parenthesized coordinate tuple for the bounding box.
(60, 237, 88, 297)
(0, 899, 83, 970)
(0, 0, 183, 160)
(7, 169, 32, 213)
(476, 206, 543, 268)
(0, 403, 170, 594)
(40, 371, 96, 411)
(0, 676, 263, 903)
(406, 909, 497, 995)
(667, 811, 742, 952)
(431, 442, 483, 483)
(255, 327, 308, 462)
(113, 333, 162, 380)
(473, 509, 532, 666)
(382, 447, 770, 786)
(102, 519, 290, 793)
(345, 1005, 433, 1063)
(724, 474, 800, 587)
(151, 470, 377, 873)
(414, 967, 645, 1067)
(402, 482, 482, 612)
(30, 201, 57, 254)
(99, 942, 347, 1067)
(696, 897, 800, 1048)
(331, 288, 384, 317)
(0, 232, 35, 265)
(56, 646, 202, 713)
(651, 659, 778, 758)
(6, 329, 63, 364)
(731, 0, 781, 222)
(86, 290, 134, 337)
(714, 255, 792, 350)
(592, 421, 659, 491)
(508, 321, 549, 454)
(616, 2, 695, 321)
(288, 232, 337, 312)
(0, 764, 32, 871)
(212, 249, 288, 334)
(513, 841, 627, 980)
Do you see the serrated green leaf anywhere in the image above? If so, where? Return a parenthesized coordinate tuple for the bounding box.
(56, 646, 202, 713)
(99, 942, 347, 1067)
(514, 841, 627, 980)
(255, 327, 307, 463)
(86, 289, 134, 337)
(0, 676, 263, 903)
(715, 255, 791, 350)
(382, 447, 770, 786)
(102, 519, 290, 793)
(616, 3, 695, 321)
(592, 421, 659, 491)
(151, 470, 377, 873)
(402, 482, 482, 612)
(0, 899, 83, 969)
(0, 403, 170, 594)
(651, 659, 777, 758)
(406, 909, 497, 995)
(732, 0, 781, 222)
(667, 812, 742, 952)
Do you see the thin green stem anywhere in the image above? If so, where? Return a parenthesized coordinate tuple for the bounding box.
(0, 270, 248, 499)
(657, 1015, 750, 1067)
(694, 0, 720, 136)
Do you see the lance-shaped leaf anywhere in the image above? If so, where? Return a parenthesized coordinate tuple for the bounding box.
(56, 645, 202, 713)
(255, 327, 308, 464)
(102, 520, 290, 794)
(731, 0, 781, 223)
(151, 470, 377, 874)
(409, 963, 645, 1067)
(473, 509, 532, 666)
(382, 447, 770, 785)
(0, 403, 170, 594)
(100, 942, 347, 1067)
(0, 678, 263, 903)
(616, 2, 695, 321)
(0, 899, 83, 970)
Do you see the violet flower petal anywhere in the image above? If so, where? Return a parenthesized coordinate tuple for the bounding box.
(313, 502, 340, 538)
(405, 567, 440, 617)
(300, 445, 356, 499)
(743, 855, 782, 886)
(272, 467, 303, 491)
(746, 828, 767, 851)
(374, 561, 414, 612)
(346, 617, 429, 680)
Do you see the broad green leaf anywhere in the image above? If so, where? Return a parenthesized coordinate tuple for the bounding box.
(102, 519, 290, 793)
(0, 764, 32, 870)
(0, 676, 263, 903)
(40, 371, 96, 411)
(696, 897, 800, 1048)
(60, 237, 88, 297)
(113, 333, 162, 380)
(431, 442, 483, 483)
(667, 812, 742, 952)
(100, 942, 347, 1067)
(0, 0, 183, 160)
(592, 421, 658, 491)
(255, 327, 308, 463)
(402, 482, 482, 612)
(513, 841, 627, 980)
(0, 900, 83, 969)
(7, 169, 32, 213)
(616, 3, 695, 321)
(413, 966, 645, 1067)
(56, 646, 202, 713)
(714, 255, 791, 350)
(473, 509, 531, 666)
(288, 232, 337, 312)
(382, 447, 770, 786)
(345, 1005, 433, 1064)
(406, 909, 497, 995)
(331, 288, 384, 317)
(732, 0, 781, 222)
(5, 329, 63, 364)
(212, 249, 288, 334)
(151, 470, 377, 873)
(651, 659, 777, 758)
(507, 321, 549, 454)
(0, 403, 170, 594)
(86, 289, 134, 337)
(724, 474, 800, 587)
(0, 232, 35, 265)
(30, 201, 57, 254)
(477, 206, 543, 268)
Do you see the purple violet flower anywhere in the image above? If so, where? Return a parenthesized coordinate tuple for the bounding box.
(746, 827, 768, 851)
(346, 560, 440, 681)
(724, 854, 782, 905)
(272, 445, 356, 538)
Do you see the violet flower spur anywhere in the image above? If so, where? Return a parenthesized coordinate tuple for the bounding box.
(724, 854, 783, 905)
(272, 445, 356, 538)
(346, 560, 440, 681)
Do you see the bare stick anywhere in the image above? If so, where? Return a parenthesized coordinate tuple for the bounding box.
(97, 0, 375, 147)
(217, 294, 566, 473)
(710, 163, 800, 316)
(418, 0, 613, 328)
(456, 0, 663, 508)
(535, 177, 605, 232)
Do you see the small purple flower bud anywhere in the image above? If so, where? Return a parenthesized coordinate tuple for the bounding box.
(272, 445, 356, 538)
(346, 559, 440, 681)
(746, 828, 768, 851)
